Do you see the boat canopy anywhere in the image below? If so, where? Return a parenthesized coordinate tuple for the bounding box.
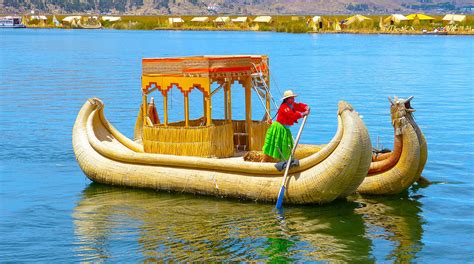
(140, 55, 271, 157)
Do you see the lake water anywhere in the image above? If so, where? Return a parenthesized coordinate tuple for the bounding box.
(1, 29, 473, 262)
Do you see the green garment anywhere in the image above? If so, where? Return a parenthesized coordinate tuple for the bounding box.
(262, 121, 294, 160)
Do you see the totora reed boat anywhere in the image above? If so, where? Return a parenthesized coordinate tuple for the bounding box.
(357, 96, 428, 195)
(73, 55, 373, 204)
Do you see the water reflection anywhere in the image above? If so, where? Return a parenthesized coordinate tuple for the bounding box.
(354, 194, 424, 263)
(73, 184, 423, 262)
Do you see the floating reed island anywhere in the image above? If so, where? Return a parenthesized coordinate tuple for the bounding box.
(73, 55, 374, 205)
(16, 14, 474, 34)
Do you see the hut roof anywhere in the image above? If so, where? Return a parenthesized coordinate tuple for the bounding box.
(406, 14, 434, 20)
(442, 14, 466, 22)
(383, 14, 409, 24)
(214, 16, 230, 23)
(62, 16, 81, 23)
(231, 17, 248, 23)
(101, 16, 121, 22)
(168, 17, 184, 24)
(312, 16, 322, 23)
(345, 14, 371, 25)
(30, 15, 47, 20)
(191, 17, 209, 22)
(253, 16, 272, 23)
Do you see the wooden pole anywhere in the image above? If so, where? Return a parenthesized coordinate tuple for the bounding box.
(244, 77, 252, 150)
(142, 94, 148, 121)
(205, 95, 212, 126)
(266, 68, 271, 121)
(224, 81, 231, 121)
(276, 114, 309, 210)
(163, 93, 168, 126)
(184, 93, 189, 127)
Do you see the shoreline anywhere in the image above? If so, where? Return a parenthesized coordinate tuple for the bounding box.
(12, 14, 474, 35)
(21, 25, 474, 35)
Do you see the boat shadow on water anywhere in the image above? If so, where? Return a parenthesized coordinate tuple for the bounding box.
(73, 183, 424, 262)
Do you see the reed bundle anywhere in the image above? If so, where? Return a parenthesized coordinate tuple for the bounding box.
(250, 121, 270, 151)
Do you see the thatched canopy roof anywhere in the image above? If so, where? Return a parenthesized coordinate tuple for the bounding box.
(62, 16, 81, 23)
(406, 14, 434, 20)
(231, 17, 248, 23)
(191, 17, 209, 22)
(253, 16, 272, 23)
(383, 14, 409, 24)
(214, 16, 230, 23)
(345, 14, 371, 25)
(442, 14, 466, 23)
(168, 17, 184, 24)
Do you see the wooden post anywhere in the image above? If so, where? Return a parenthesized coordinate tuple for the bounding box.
(244, 77, 252, 150)
(142, 94, 148, 121)
(265, 63, 271, 121)
(265, 91, 271, 121)
(184, 93, 189, 127)
(224, 81, 231, 121)
(204, 81, 212, 126)
(205, 95, 212, 125)
(163, 93, 168, 126)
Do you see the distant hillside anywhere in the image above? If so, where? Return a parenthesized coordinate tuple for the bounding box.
(2, 0, 474, 15)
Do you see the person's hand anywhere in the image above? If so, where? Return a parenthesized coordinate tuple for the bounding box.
(301, 110, 309, 116)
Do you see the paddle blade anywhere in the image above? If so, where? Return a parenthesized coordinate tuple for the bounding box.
(275, 185, 285, 210)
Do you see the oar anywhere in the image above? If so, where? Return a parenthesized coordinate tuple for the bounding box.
(275, 113, 309, 210)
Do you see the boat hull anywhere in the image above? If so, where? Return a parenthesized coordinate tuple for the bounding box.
(73, 98, 372, 204)
(357, 97, 428, 195)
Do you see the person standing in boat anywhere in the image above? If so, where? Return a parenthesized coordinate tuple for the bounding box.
(262, 90, 310, 162)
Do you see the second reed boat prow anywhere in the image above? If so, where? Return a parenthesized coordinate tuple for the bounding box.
(73, 55, 373, 204)
(358, 96, 428, 195)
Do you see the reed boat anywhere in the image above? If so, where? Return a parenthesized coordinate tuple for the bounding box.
(357, 96, 428, 195)
(73, 55, 372, 204)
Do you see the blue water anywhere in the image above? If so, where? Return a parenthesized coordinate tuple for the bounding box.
(1, 29, 473, 262)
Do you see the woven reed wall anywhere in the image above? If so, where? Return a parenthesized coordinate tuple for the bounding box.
(250, 121, 270, 151)
(143, 123, 234, 158)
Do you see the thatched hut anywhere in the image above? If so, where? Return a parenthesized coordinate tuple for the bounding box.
(309, 16, 324, 30)
(253, 16, 273, 23)
(214, 16, 230, 25)
(191, 17, 209, 23)
(383, 14, 409, 25)
(62, 16, 81, 23)
(101, 16, 121, 22)
(231, 17, 248, 23)
(344, 14, 372, 25)
(442, 14, 466, 24)
(168, 17, 184, 26)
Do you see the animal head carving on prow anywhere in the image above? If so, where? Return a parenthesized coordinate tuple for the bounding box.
(388, 96, 415, 135)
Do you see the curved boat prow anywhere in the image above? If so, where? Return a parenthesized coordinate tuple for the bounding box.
(357, 96, 428, 195)
(73, 98, 372, 204)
